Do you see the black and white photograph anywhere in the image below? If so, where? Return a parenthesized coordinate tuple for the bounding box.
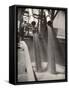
(17, 6, 67, 83)
(0, 0, 69, 89)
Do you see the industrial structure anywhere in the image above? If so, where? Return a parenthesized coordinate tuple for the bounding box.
(17, 8, 65, 82)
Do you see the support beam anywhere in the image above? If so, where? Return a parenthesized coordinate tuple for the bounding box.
(47, 25, 56, 73)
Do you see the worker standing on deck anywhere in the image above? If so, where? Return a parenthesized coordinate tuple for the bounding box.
(19, 21, 27, 40)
